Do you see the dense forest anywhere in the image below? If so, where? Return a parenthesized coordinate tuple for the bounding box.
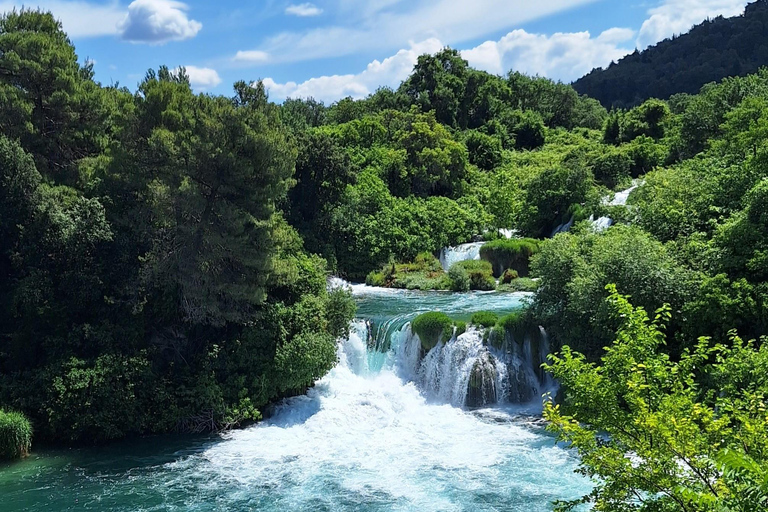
(574, 0, 768, 108)
(1, 6, 768, 510)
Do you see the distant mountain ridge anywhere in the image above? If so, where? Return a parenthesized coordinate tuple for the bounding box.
(573, 0, 768, 108)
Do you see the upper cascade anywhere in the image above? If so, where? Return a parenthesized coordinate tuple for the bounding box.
(439, 242, 485, 271)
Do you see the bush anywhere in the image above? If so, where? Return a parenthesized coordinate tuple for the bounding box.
(498, 309, 536, 339)
(501, 269, 519, 284)
(0, 410, 32, 460)
(448, 265, 471, 292)
(471, 311, 499, 328)
(454, 321, 467, 337)
(455, 260, 496, 290)
(497, 277, 540, 293)
(480, 238, 541, 277)
(365, 271, 386, 287)
(412, 312, 454, 350)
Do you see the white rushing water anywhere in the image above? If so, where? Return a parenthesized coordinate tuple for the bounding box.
(439, 242, 486, 271)
(588, 180, 644, 233)
(2, 290, 591, 511)
(179, 318, 591, 511)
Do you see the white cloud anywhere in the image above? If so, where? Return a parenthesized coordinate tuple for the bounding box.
(233, 50, 270, 63)
(119, 0, 202, 44)
(250, 0, 600, 65)
(263, 38, 443, 102)
(0, 1, 125, 37)
(637, 0, 748, 49)
(263, 25, 638, 103)
(462, 27, 635, 82)
(285, 3, 322, 17)
(177, 65, 222, 90)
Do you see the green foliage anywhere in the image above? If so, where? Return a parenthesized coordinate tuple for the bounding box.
(470, 311, 499, 328)
(448, 264, 471, 292)
(365, 253, 450, 290)
(512, 110, 546, 150)
(545, 286, 768, 511)
(532, 226, 696, 358)
(480, 238, 540, 277)
(464, 130, 502, 170)
(497, 277, 540, 293)
(0, 410, 32, 460)
(273, 331, 338, 394)
(574, 1, 768, 109)
(411, 312, 455, 351)
(501, 269, 519, 283)
(454, 260, 496, 290)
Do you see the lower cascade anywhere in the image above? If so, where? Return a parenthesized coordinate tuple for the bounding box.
(2, 287, 591, 511)
(355, 317, 554, 410)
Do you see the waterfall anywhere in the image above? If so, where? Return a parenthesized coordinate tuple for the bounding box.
(392, 322, 553, 408)
(589, 215, 613, 232)
(588, 180, 644, 232)
(338, 320, 371, 376)
(551, 216, 575, 238)
(606, 182, 641, 206)
(439, 242, 486, 271)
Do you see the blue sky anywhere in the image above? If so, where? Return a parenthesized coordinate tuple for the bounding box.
(3, 0, 750, 101)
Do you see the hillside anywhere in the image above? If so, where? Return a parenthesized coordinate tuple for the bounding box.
(573, 0, 768, 108)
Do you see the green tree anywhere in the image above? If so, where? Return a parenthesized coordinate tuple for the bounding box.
(135, 73, 294, 326)
(545, 286, 768, 512)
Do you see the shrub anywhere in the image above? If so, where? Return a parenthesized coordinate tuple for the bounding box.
(448, 265, 471, 292)
(454, 321, 467, 337)
(412, 312, 454, 350)
(480, 238, 541, 277)
(365, 271, 386, 287)
(455, 260, 496, 290)
(0, 410, 32, 460)
(498, 277, 540, 293)
(501, 269, 519, 284)
(498, 309, 537, 341)
(471, 311, 499, 328)
(326, 288, 357, 339)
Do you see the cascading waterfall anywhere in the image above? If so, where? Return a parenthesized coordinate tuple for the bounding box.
(439, 242, 485, 271)
(2, 288, 592, 511)
(589, 180, 644, 232)
(392, 321, 553, 409)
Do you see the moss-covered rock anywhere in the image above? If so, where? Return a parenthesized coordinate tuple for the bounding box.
(501, 269, 519, 284)
(0, 410, 32, 460)
(471, 311, 499, 328)
(412, 312, 454, 351)
(480, 238, 540, 277)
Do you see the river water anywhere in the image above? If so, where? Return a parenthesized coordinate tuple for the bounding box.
(0, 287, 591, 511)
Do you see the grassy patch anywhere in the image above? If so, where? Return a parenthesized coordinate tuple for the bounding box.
(0, 410, 32, 460)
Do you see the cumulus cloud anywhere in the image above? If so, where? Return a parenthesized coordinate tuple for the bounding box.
(263, 38, 443, 102)
(233, 50, 270, 63)
(637, 0, 748, 49)
(462, 27, 635, 82)
(254, 0, 599, 64)
(263, 25, 639, 103)
(119, 0, 202, 44)
(177, 65, 222, 90)
(285, 3, 322, 17)
(0, 1, 124, 38)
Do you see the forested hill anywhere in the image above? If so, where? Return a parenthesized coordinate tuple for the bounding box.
(573, 0, 768, 108)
